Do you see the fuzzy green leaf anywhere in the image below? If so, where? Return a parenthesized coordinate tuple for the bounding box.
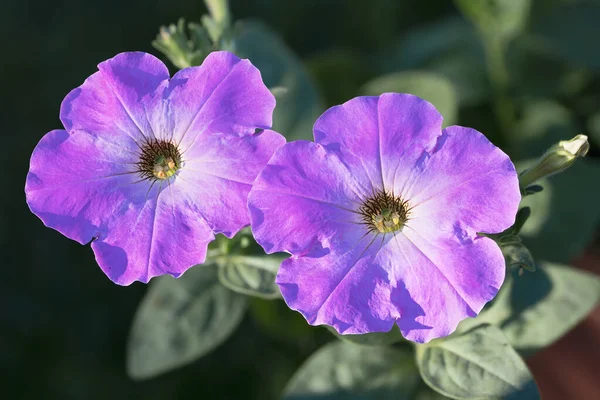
(417, 325, 540, 399)
(218, 255, 283, 299)
(127, 263, 247, 379)
(284, 341, 420, 400)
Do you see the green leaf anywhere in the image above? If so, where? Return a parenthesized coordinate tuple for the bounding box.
(533, 3, 600, 70)
(458, 262, 600, 355)
(283, 341, 420, 400)
(360, 71, 458, 127)
(217, 254, 284, 299)
(455, 0, 531, 41)
(507, 263, 598, 353)
(232, 20, 323, 141)
(327, 325, 405, 347)
(126, 263, 247, 379)
(518, 159, 600, 263)
(416, 325, 540, 400)
(378, 16, 489, 106)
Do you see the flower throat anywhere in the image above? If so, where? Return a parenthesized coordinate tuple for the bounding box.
(359, 190, 410, 233)
(136, 139, 182, 181)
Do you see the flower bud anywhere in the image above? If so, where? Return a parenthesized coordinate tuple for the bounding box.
(519, 134, 589, 188)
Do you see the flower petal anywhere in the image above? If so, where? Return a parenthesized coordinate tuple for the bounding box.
(152, 51, 275, 151)
(403, 125, 520, 235)
(376, 93, 444, 189)
(398, 225, 505, 342)
(25, 129, 140, 244)
(313, 94, 444, 191)
(25, 129, 216, 285)
(248, 141, 372, 255)
(175, 129, 285, 238)
(277, 230, 503, 343)
(91, 184, 215, 285)
(276, 236, 398, 335)
(60, 52, 169, 147)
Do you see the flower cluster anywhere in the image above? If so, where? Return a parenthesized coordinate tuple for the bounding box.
(26, 52, 520, 341)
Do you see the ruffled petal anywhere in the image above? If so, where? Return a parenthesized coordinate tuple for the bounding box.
(403, 125, 520, 235)
(175, 129, 285, 238)
(150, 51, 275, 151)
(398, 224, 505, 342)
(276, 236, 398, 335)
(30, 51, 280, 286)
(25, 129, 216, 286)
(60, 52, 169, 147)
(91, 182, 215, 285)
(277, 230, 503, 343)
(376, 93, 444, 190)
(389, 233, 502, 343)
(248, 141, 372, 255)
(25, 129, 141, 244)
(313, 94, 444, 191)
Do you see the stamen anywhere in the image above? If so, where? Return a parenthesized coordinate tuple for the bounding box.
(136, 139, 182, 182)
(359, 190, 410, 234)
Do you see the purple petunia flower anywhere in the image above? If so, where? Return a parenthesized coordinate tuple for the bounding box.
(248, 94, 520, 343)
(26, 51, 285, 285)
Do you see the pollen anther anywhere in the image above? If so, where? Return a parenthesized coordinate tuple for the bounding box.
(359, 190, 410, 234)
(136, 139, 182, 182)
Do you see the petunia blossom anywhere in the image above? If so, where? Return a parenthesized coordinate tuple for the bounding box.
(26, 51, 285, 285)
(248, 94, 520, 343)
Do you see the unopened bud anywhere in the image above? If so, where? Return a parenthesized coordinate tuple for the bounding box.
(519, 134, 589, 188)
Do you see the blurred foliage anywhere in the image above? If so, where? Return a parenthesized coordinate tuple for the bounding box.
(3, 0, 600, 399)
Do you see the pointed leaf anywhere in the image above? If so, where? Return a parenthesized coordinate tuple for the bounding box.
(127, 263, 247, 379)
(417, 325, 540, 400)
(284, 341, 420, 400)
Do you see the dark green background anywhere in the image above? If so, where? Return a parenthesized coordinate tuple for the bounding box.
(2, 0, 599, 399)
